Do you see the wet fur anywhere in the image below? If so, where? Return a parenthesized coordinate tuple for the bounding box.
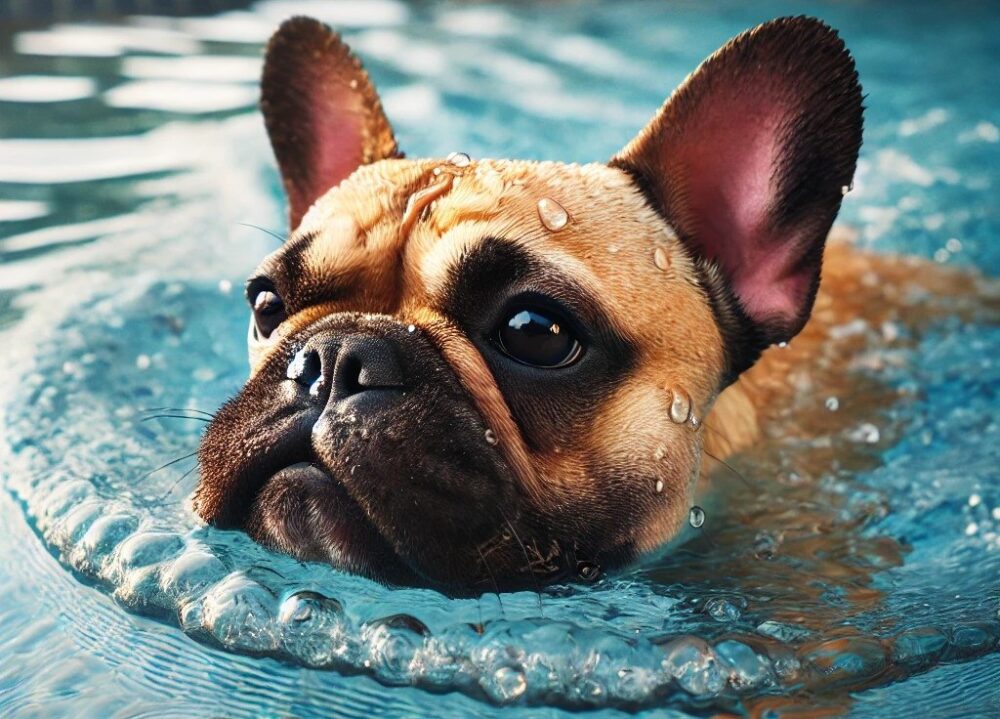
(192, 16, 991, 594)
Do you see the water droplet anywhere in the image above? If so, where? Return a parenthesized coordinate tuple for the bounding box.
(669, 389, 691, 424)
(446, 151, 471, 167)
(968, 493, 982, 507)
(777, 341, 789, 349)
(946, 237, 962, 253)
(825, 396, 840, 411)
(689, 506, 705, 528)
(309, 377, 324, 397)
(484, 429, 498, 445)
(655, 479, 664, 493)
(965, 522, 979, 536)
(135, 354, 151, 370)
(934, 248, 950, 263)
(850, 422, 880, 444)
(688, 415, 700, 429)
(607, 244, 620, 254)
(407, 324, 416, 333)
(653, 445, 666, 461)
(349, 78, 359, 90)
(991, 507, 1000, 521)
(653, 247, 670, 270)
(218, 279, 232, 294)
(841, 184, 850, 196)
(536, 197, 569, 231)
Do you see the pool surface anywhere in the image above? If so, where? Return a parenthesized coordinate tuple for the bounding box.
(1, 1, 998, 717)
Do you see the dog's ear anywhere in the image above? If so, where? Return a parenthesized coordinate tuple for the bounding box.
(611, 17, 862, 374)
(261, 16, 400, 229)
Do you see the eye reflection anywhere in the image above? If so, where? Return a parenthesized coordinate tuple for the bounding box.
(496, 308, 582, 368)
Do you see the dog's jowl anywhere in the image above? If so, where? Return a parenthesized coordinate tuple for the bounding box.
(195, 16, 863, 593)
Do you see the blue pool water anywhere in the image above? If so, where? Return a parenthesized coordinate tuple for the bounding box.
(1, 1, 998, 716)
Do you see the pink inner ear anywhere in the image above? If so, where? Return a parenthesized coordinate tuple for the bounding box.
(677, 88, 808, 329)
(308, 81, 367, 207)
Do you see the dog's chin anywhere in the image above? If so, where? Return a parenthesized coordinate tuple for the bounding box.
(244, 463, 419, 586)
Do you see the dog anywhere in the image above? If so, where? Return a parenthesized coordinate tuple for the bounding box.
(194, 15, 871, 594)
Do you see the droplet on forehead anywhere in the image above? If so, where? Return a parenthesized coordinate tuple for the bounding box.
(536, 197, 569, 232)
(653, 247, 670, 271)
(446, 151, 471, 167)
(689, 506, 706, 528)
(667, 388, 692, 424)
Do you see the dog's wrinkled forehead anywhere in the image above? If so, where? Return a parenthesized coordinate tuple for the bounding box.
(253, 156, 723, 393)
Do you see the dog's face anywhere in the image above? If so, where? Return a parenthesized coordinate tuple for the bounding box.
(195, 16, 862, 593)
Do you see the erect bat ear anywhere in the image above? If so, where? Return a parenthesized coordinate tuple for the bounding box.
(611, 16, 863, 376)
(261, 16, 401, 230)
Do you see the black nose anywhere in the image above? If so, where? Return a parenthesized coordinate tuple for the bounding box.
(287, 335, 405, 412)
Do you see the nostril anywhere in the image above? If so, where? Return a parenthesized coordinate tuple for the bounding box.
(287, 348, 322, 389)
(330, 337, 405, 404)
(333, 353, 364, 397)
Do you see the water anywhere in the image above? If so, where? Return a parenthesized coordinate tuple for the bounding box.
(1, 1, 998, 716)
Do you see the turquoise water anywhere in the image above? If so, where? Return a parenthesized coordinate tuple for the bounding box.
(1, 1, 998, 716)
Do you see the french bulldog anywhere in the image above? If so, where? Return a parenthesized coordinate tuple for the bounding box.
(195, 15, 866, 594)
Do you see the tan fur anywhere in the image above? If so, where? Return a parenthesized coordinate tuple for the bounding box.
(246, 158, 734, 551)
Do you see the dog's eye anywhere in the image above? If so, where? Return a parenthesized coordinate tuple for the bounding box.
(495, 307, 582, 368)
(250, 288, 286, 339)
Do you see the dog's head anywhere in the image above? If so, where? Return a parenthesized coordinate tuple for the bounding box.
(194, 16, 862, 593)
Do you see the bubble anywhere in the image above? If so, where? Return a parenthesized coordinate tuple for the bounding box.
(486, 666, 527, 703)
(484, 428, 498, 445)
(714, 640, 773, 690)
(279, 591, 345, 667)
(160, 547, 228, 599)
(653, 247, 670, 271)
(689, 506, 706, 529)
(891, 626, 948, 669)
(798, 635, 887, 689)
(705, 597, 742, 622)
(661, 636, 725, 697)
(366, 615, 429, 686)
(536, 197, 569, 231)
(202, 573, 279, 652)
(446, 151, 472, 167)
(73, 513, 139, 570)
(114, 530, 184, 571)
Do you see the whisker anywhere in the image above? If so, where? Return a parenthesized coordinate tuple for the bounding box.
(702, 448, 756, 491)
(475, 544, 505, 619)
(137, 450, 199, 482)
(151, 463, 199, 504)
(496, 507, 543, 615)
(140, 406, 216, 418)
(238, 222, 286, 244)
(140, 414, 212, 423)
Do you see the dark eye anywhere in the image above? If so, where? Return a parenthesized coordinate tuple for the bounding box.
(250, 286, 286, 339)
(495, 307, 583, 368)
